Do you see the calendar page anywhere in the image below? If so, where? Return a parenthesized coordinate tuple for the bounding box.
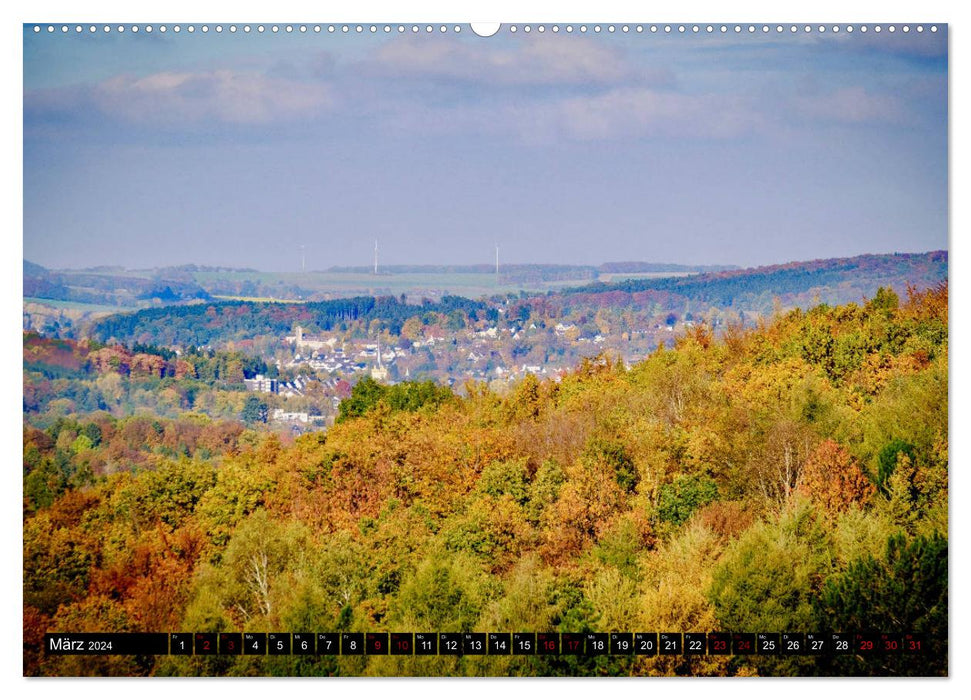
(22, 18, 948, 679)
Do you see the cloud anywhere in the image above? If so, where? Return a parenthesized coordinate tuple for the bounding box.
(97, 70, 333, 126)
(556, 88, 765, 140)
(23, 34, 922, 144)
(371, 78, 916, 144)
(27, 69, 334, 129)
(362, 35, 667, 87)
(789, 86, 905, 125)
(371, 86, 767, 144)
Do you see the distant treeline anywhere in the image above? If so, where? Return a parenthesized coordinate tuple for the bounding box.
(598, 261, 738, 273)
(564, 252, 948, 307)
(23, 260, 212, 307)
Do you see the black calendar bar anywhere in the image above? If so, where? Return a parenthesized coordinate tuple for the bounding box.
(41, 632, 931, 655)
(44, 633, 168, 655)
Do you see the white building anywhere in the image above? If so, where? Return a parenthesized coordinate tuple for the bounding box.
(286, 325, 337, 352)
(244, 374, 277, 393)
(272, 409, 309, 423)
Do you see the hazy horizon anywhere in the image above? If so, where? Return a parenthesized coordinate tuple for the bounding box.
(24, 25, 947, 271)
(24, 246, 948, 276)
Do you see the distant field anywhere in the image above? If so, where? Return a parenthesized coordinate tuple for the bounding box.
(28, 263, 710, 308)
(197, 270, 697, 300)
(191, 270, 290, 285)
(23, 297, 126, 313)
(197, 270, 607, 299)
(77, 269, 156, 280)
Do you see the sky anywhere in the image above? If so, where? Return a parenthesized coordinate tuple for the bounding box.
(22, 23, 948, 272)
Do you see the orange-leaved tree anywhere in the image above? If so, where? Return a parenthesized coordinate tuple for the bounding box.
(796, 439, 875, 513)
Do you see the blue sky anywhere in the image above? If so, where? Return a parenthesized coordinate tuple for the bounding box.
(23, 24, 948, 271)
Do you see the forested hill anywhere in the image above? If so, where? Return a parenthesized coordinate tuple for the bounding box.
(561, 251, 948, 308)
(91, 295, 489, 347)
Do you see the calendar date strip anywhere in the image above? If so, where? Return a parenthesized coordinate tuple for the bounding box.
(43, 631, 928, 656)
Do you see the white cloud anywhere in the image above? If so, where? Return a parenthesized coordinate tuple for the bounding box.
(363, 35, 652, 87)
(371, 87, 767, 144)
(23, 40, 914, 143)
(90, 70, 333, 126)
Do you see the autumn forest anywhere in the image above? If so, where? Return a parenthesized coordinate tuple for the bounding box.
(22, 279, 948, 677)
